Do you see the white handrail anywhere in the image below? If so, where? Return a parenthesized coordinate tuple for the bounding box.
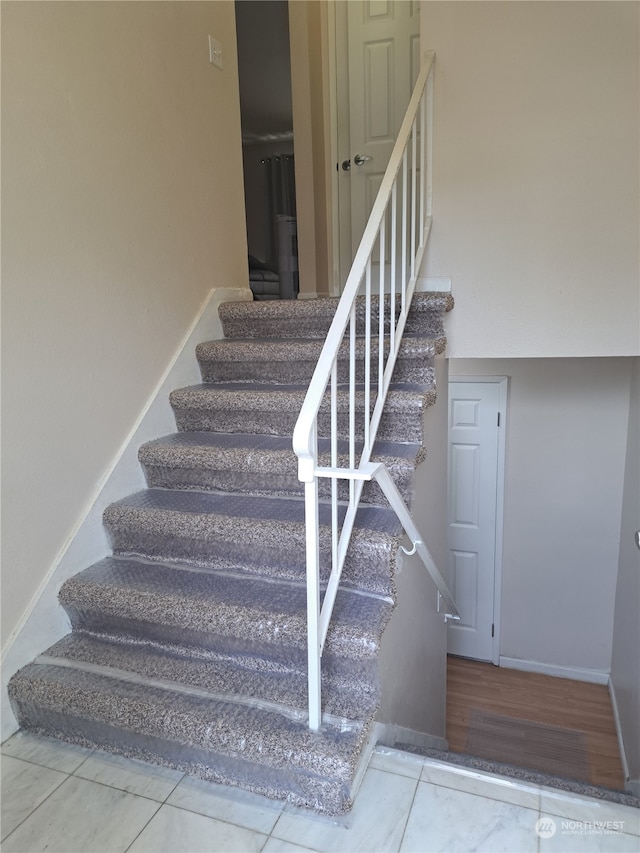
(292, 52, 459, 732)
(293, 52, 435, 473)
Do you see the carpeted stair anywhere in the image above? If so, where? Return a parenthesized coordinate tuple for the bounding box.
(8, 292, 453, 814)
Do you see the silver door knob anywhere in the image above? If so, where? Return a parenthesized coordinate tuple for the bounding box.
(353, 154, 373, 166)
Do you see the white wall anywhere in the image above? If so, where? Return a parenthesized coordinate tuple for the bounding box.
(1, 2, 248, 650)
(421, 2, 639, 358)
(610, 358, 640, 789)
(450, 358, 633, 676)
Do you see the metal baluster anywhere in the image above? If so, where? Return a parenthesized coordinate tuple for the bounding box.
(364, 262, 372, 453)
(349, 303, 356, 506)
(330, 360, 338, 577)
(402, 150, 408, 314)
(390, 181, 397, 355)
(411, 118, 417, 278)
(426, 65, 434, 219)
(420, 93, 425, 242)
(305, 421, 321, 731)
(378, 214, 386, 401)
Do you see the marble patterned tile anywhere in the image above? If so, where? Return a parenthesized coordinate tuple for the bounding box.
(369, 747, 425, 780)
(167, 773, 283, 834)
(400, 780, 540, 852)
(538, 813, 640, 852)
(272, 767, 418, 852)
(420, 758, 541, 810)
(540, 789, 640, 837)
(74, 750, 183, 801)
(128, 803, 267, 853)
(1, 775, 160, 852)
(1, 756, 68, 841)
(1, 730, 93, 774)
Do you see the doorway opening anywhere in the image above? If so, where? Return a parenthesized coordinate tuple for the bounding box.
(235, 1, 298, 300)
(332, 1, 421, 290)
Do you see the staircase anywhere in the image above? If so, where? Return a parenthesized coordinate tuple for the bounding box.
(8, 291, 453, 815)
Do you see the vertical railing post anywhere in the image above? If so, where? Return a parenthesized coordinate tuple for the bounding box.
(401, 151, 408, 314)
(425, 63, 434, 219)
(304, 425, 322, 731)
(419, 97, 425, 240)
(410, 119, 417, 278)
(378, 214, 386, 401)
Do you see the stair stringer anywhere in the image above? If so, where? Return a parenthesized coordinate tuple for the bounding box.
(375, 355, 451, 743)
(1, 287, 252, 741)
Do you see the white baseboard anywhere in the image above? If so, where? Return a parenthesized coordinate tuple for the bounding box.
(499, 656, 610, 685)
(297, 292, 320, 301)
(1, 287, 252, 743)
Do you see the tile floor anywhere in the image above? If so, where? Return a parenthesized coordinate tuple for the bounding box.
(1, 731, 638, 853)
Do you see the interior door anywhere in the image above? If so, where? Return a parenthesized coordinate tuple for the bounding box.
(447, 381, 503, 663)
(342, 1, 420, 271)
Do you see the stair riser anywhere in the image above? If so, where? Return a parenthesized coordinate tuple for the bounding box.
(10, 698, 354, 814)
(198, 357, 435, 387)
(42, 635, 381, 722)
(61, 606, 383, 672)
(220, 306, 447, 341)
(173, 406, 425, 444)
(140, 462, 413, 506)
(65, 609, 308, 666)
(104, 525, 396, 597)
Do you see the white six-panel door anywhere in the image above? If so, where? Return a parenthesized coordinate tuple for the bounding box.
(447, 380, 505, 662)
(346, 0, 420, 261)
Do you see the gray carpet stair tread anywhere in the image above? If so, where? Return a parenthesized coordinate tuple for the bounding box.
(103, 490, 400, 595)
(196, 334, 446, 363)
(171, 380, 434, 406)
(40, 634, 380, 721)
(196, 335, 441, 384)
(219, 292, 454, 340)
(9, 661, 365, 812)
(59, 556, 393, 662)
(139, 433, 421, 505)
(170, 382, 436, 443)
(105, 488, 402, 534)
(140, 432, 422, 459)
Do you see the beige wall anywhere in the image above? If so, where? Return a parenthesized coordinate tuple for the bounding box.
(421, 2, 639, 358)
(1, 1, 248, 649)
(377, 358, 449, 740)
(450, 357, 633, 675)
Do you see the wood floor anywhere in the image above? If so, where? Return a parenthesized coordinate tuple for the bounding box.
(446, 656, 625, 790)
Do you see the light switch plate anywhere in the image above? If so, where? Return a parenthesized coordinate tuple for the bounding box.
(209, 35, 223, 69)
